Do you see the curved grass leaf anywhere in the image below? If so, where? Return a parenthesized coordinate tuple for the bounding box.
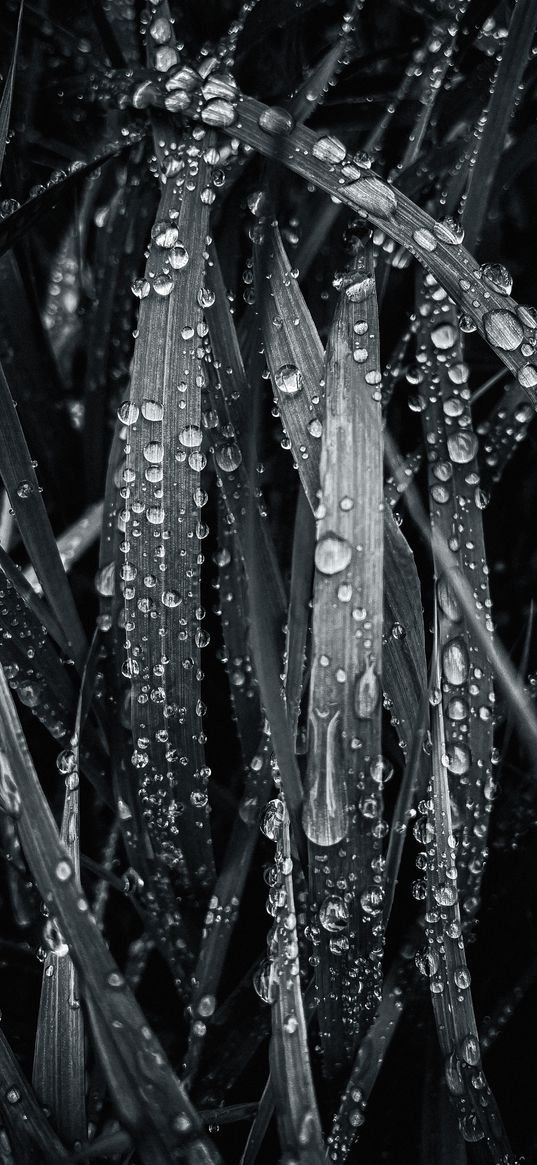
(209, 92, 537, 400)
(0, 1, 24, 180)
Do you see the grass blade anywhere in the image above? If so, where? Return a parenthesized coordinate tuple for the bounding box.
(0, 1, 24, 179)
(0, 361, 87, 669)
(0, 1026, 68, 1164)
(120, 140, 216, 891)
(304, 239, 385, 1073)
(0, 662, 221, 1165)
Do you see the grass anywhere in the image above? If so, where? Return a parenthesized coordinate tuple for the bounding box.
(0, 1, 536, 1162)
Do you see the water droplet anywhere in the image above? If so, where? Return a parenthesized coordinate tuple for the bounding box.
(442, 637, 469, 685)
(16, 480, 33, 499)
(169, 244, 189, 270)
(315, 534, 352, 575)
(307, 418, 322, 438)
(141, 400, 163, 422)
(360, 886, 383, 915)
(413, 228, 436, 252)
(454, 966, 471, 989)
(0, 752, 21, 818)
(460, 1034, 480, 1066)
(179, 425, 203, 448)
(483, 310, 523, 351)
(312, 135, 347, 164)
(153, 274, 174, 297)
(433, 882, 457, 907)
(132, 279, 150, 299)
(431, 323, 457, 350)
(151, 220, 179, 249)
(275, 363, 302, 396)
(55, 860, 72, 882)
(444, 743, 471, 775)
(446, 430, 478, 464)
(215, 442, 242, 472)
(345, 174, 397, 218)
(433, 218, 464, 245)
(258, 107, 294, 135)
(518, 364, 537, 389)
(143, 442, 164, 464)
(437, 575, 461, 622)
(118, 402, 139, 425)
(480, 262, 512, 296)
(261, 798, 286, 840)
(319, 894, 349, 932)
(354, 658, 380, 719)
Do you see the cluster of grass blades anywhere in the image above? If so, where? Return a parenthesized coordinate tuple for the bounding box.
(0, 0, 537, 1162)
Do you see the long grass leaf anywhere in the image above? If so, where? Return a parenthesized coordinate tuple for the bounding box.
(0, 1026, 68, 1164)
(424, 621, 513, 1161)
(120, 140, 216, 890)
(303, 239, 384, 1073)
(0, 663, 221, 1165)
(0, 361, 87, 669)
(0, 2, 24, 180)
(417, 287, 494, 919)
(462, 0, 537, 253)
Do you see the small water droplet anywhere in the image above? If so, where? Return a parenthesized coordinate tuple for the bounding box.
(275, 363, 302, 396)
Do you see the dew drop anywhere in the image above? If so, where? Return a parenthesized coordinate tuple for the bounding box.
(413, 227, 436, 252)
(319, 895, 349, 932)
(314, 534, 352, 575)
(275, 363, 302, 396)
(446, 430, 478, 464)
(479, 262, 512, 296)
(151, 220, 179, 249)
(258, 107, 295, 135)
(354, 658, 380, 719)
(483, 310, 523, 351)
(431, 323, 457, 350)
(312, 135, 347, 164)
(179, 425, 203, 448)
(442, 637, 469, 685)
(215, 442, 242, 472)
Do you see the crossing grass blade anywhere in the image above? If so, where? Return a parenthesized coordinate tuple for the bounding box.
(0, 1025, 68, 1164)
(210, 92, 537, 399)
(0, 662, 222, 1165)
(461, 0, 537, 253)
(0, 1, 24, 179)
(32, 637, 104, 1145)
(0, 362, 87, 670)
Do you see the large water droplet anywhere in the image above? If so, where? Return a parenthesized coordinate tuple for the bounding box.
(275, 363, 302, 396)
(354, 658, 380, 719)
(442, 637, 469, 685)
(446, 430, 478, 465)
(151, 220, 179, 249)
(480, 263, 512, 296)
(314, 534, 352, 575)
(258, 107, 295, 135)
(431, 323, 457, 350)
(319, 894, 349, 932)
(312, 135, 347, 164)
(483, 310, 523, 351)
(179, 425, 203, 448)
(345, 174, 397, 218)
(215, 442, 242, 472)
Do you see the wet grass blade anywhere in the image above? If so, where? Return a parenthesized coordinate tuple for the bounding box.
(120, 140, 216, 892)
(0, 1026, 68, 1164)
(478, 379, 534, 489)
(303, 240, 384, 1074)
(32, 639, 103, 1145)
(0, 663, 222, 1165)
(0, 361, 87, 669)
(462, 0, 537, 253)
(254, 217, 426, 756)
(24, 502, 104, 596)
(417, 288, 494, 920)
(211, 94, 537, 399)
(0, 1, 24, 179)
(263, 799, 324, 1164)
(424, 622, 513, 1161)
